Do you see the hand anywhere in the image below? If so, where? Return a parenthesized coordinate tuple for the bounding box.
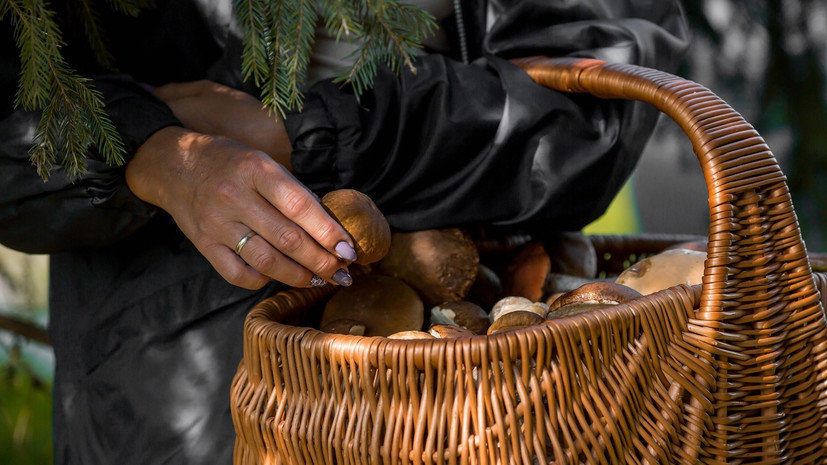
(126, 126, 356, 290)
(153, 80, 293, 169)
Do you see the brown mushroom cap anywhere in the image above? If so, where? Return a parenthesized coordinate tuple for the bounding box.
(378, 228, 479, 307)
(615, 248, 706, 295)
(465, 264, 503, 311)
(319, 318, 367, 336)
(503, 242, 550, 302)
(430, 300, 490, 335)
(487, 310, 544, 336)
(428, 324, 475, 339)
(320, 274, 424, 337)
(550, 232, 598, 277)
(321, 189, 391, 265)
(387, 330, 435, 340)
(546, 281, 641, 319)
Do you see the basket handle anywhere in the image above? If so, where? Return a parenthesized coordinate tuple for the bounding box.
(511, 56, 820, 327)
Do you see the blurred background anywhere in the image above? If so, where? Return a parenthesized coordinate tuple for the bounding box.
(2, 1, 827, 463)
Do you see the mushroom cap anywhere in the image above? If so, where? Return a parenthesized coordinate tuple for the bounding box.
(319, 318, 367, 336)
(378, 228, 479, 307)
(428, 324, 475, 339)
(466, 264, 503, 311)
(546, 281, 642, 314)
(489, 296, 549, 323)
(615, 248, 706, 295)
(321, 189, 391, 265)
(546, 281, 641, 319)
(503, 242, 550, 302)
(546, 232, 598, 278)
(430, 300, 490, 335)
(487, 310, 544, 336)
(387, 330, 435, 340)
(320, 274, 424, 337)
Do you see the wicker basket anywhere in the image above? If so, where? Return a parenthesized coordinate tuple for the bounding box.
(230, 57, 827, 464)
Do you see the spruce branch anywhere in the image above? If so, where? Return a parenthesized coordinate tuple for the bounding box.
(1, 0, 435, 179)
(3, 0, 125, 180)
(72, 0, 117, 71)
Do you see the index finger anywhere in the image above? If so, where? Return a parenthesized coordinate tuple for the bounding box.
(255, 165, 358, 263)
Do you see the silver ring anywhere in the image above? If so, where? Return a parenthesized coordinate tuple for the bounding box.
(235, 231, 257, 254)
(309, 275, 326, 287)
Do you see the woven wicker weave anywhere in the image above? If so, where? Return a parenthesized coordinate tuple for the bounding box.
(230, 57, 827, 464)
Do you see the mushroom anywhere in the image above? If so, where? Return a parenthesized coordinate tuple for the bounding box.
(428, 324, 475, 338)
(319, 319, 367, 336)
(320, 274, 424, 337)
(489, 296, 549, 323)
(503, 234, 598, 303)
(430, 300, 490, 335)
(465, 263, 503, 311)
(387, 330, 435, 340)
(487, 310, 545, 336)
(321, 189, 391, 265)
(545, 232, 598, 278)
(615, 248, 706, 295)
(378, 228, 479, 307)
(546, 281, 642, 319)
(503, 241, 550, 302)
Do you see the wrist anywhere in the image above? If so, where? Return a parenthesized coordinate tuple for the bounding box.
(125, 125, 193, 211)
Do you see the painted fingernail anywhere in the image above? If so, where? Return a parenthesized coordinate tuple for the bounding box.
(332, 269, 353, 287)
(309, 275, 326, 287)
(335, 241, 357, 262)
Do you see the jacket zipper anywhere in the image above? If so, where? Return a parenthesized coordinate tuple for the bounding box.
(453, 0, 470, 63)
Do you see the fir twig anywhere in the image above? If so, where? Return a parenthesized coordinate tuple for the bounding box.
(72, 0, 117, 71)
(0, 0, 435, 179)
(3, 0, 125, 179)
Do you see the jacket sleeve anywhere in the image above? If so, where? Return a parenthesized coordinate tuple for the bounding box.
(286, 0, 691, 233)
(0, 46, 180, 254)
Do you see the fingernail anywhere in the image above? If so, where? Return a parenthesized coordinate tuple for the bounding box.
(309, 275, 326, 287)
(335, 241, 357, 262)
(332, 269, 353, 287)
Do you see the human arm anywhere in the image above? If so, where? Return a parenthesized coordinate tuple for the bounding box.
(124, 126, 356, 289)
(286, 0, 691, 233)
(0, 26, 355, 289)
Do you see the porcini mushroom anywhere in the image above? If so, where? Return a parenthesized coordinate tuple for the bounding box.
(428, 324, 475, 338)
(489, 296, 549, 323)
(503, 241, 550, 302)
(378, 228, 479, 307)
(387, 330, 435, 340)
(615, 248, 706, 295)
(321, 189, 391, 265)
(546, 281, 642, 319)
(320, 274, 424, 337)
(430, 300, 490, 335)
(487, 310, 545, 336)
(319, 319, 367, 336)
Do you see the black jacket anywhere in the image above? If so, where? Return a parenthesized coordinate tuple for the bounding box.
(0, 1, 689, 463)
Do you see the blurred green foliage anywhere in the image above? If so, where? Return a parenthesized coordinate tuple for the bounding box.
(0, 345, 53, 465)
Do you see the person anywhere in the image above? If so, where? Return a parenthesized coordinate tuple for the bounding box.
(0, 1, 689, 463)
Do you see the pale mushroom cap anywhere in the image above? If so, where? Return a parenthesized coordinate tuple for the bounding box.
(387, 330, 435, 340)
(615, 248, 706, 295)
(489, 296, 549, 323)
